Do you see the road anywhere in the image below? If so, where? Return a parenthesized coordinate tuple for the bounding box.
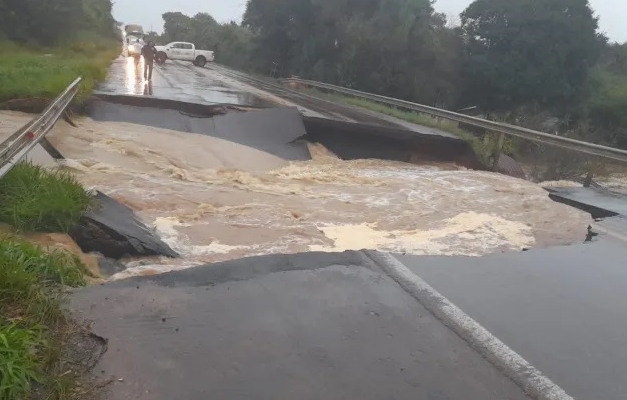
(397, 237, 627, 400)
(71, 252, 533, 400)
(95, 56, 274, 107)
(95, 56, 458, 139)
(68, 55, 627, 400)
(92, 57, 481, 168)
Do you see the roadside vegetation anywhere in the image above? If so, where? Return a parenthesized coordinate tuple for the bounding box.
(0, 0, 116, 396)
(0, 237, 87, 400)
(0, 163, 92, 233)
(0, 168, 91, 400)
(0, 162, 94, 400)
(0, 40, 120, 104)
(0, 0, 120, 105)
(0, 163, 93, 398)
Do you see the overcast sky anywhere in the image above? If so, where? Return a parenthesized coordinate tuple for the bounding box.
(113, 0, 625, 43)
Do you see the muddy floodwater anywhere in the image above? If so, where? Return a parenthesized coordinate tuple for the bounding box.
(1, 111, 592, 279)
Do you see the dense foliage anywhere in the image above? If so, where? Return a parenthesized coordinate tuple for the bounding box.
(0, 0, 117, 45)
(459, 0, 604, 112)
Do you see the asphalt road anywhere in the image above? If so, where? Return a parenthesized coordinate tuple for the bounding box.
(397, 237, 627, 400)
(70, 252, 532, 400)
(95, 56, 457, 139)
(95, 56, 274, 107)
(90, 58, 478, 167)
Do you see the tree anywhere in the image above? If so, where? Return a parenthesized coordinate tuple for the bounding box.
(242, 0, 462, 106)
(243, 0, 314, 75)
(0, 0, 117, 45)
(579, 43, 627, 146)
(162, 12, 193, 42)
(157, 12, 254, 70)
(0, 0, 81, 45)
(460, 0, 605, 112)
(597, 43, 627, 75)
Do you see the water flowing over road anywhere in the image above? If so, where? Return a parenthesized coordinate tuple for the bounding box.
(0, 58, 583, 278)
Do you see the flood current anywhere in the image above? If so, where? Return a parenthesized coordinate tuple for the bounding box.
(1, 111, 592, 279)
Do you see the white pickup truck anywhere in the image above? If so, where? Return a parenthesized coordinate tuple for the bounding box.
(155, 42, 215, 67)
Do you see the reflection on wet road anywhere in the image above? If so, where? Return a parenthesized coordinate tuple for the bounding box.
(96, 56, 274, 107)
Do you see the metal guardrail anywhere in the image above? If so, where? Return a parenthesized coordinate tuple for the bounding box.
(280, 78, 627, 164)
(0, 77, 82, 178)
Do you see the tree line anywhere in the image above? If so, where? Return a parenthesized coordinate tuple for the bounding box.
(0, 0, 118, 46)
(156, 0, 627, 147)
(1, 0, 624, 147)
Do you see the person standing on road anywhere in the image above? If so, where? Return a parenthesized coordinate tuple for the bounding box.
(141, 41, 157, 80)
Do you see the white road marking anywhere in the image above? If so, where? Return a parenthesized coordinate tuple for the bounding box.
(365, 250, 575, 400)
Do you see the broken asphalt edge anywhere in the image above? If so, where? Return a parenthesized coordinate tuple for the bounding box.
(363, 250, 575, 400)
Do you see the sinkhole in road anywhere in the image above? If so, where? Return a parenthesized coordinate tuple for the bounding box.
(7, 99, 592, 279)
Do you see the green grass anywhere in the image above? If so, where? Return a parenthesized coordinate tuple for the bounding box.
(0, 323, 47, 400)
(0, 39, 112, 398)
(0, 235, 86, 400)
(0, 39, 120, 104)
(346, 97, 470, 133)
(0, 162, 92, 233)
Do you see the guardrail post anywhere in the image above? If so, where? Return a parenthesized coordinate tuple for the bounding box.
(0, 76, 82, 179)
(492, 132, 505, 171)
(583, 169, 594, 188)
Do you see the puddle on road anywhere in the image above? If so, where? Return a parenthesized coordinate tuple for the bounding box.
(1, 111, 592, 279)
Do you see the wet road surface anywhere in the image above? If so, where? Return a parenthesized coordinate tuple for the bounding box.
(547, 185, 627, 217)
(95, 56, 274, 107)
(96, 56, 459, 140)
(205, 62, 459, 138)
(70, 251, 532, 400)
(397, 237, 627, 400)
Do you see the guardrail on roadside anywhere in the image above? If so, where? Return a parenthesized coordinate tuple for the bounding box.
(279, 77, 627, 165)
(0, 77, 82, 179)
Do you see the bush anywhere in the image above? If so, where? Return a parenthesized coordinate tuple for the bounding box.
(0, 163, 92, 233)
(0, 237, 86, 289)
(585, 68, 627, 147)
(0, 237, 86, 323)
(0, 324, 46, 400)
(0, 236, 86, 400)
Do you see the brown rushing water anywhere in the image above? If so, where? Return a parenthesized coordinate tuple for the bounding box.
(1, 111, 592, 280)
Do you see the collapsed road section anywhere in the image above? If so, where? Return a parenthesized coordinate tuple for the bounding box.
(12, 55, 611, 400)
(41, 94, 592, 279)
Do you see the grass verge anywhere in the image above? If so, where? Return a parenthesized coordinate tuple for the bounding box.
(0, 236, 87, 400)
(0, 162, 92, 233)
(0, 39, 120, 104)
(0, 162, 99, 399)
